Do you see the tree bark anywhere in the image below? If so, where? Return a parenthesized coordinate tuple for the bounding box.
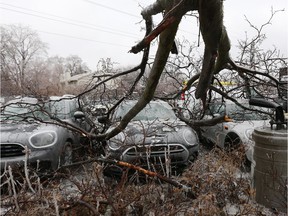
(106, 10, 182, 140)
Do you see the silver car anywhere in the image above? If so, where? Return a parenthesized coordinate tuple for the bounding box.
(0, 95, 92, 172)
(200, 99, 271, 163)
(103, 100, 199, 173)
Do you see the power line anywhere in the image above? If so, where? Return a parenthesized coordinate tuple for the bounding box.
(82, 0, 140, 18)
(81, 0, 196, 35)
(37, 30, 131, 48)
(0, 20, 133, 48)
(0, 4, 141, 48)
(0, 1, 200, 43)
(0, 3, 142, 39)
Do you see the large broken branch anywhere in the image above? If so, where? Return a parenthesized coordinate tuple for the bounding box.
(129, 0, 188, 54)
(178, 114, 232, 131)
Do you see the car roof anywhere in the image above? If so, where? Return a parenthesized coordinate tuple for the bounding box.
(5, 95, 77, 105)
(122, 100, 170, 105)
(5, 97, 38, 105)
(49, 95, 76, 100)
(119, 100, 173, 110)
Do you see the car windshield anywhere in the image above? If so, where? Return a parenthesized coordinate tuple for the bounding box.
(1, 99, 73, 122)
(209, 102, 271, 121)
(1, 102, 49, 121)
(113, 101, 177, 121)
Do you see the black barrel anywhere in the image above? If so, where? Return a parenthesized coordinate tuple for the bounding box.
(253, 127, 287, 213)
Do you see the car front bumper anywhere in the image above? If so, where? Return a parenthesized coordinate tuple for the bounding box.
(0, 148, 58, 172)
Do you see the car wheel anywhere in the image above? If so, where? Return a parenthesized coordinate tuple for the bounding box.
(224, 133, 241, 151)
(201, 136, 214, 149)
(241, 156, 252, 173)
(59, 141, 73, 167)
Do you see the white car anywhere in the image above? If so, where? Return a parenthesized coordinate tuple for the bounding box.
(200, 99, 271, 164)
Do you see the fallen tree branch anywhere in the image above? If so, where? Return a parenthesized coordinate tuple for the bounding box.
(178, 114, 231, 128)
(129, 0, 188, 54)
(57, 157, 196, 199)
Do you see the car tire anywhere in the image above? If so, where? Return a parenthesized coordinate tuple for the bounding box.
(188, 151, 198, 162)
(224, 133, 241, 151)
(59, 141, 73, 167)
(201, 136, 214, 149)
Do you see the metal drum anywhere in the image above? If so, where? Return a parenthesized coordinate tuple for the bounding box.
(253, 127, 287, 213)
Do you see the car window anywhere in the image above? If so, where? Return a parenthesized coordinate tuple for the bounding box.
(205, 101, 271, 121)
(47, 99, 78, 119)
(206, 101, 271, 121)
(113, 101, 177, 121)
(1, 97, 81, 122)
(226, 104, 270, 121)
(1, 102, 49, 121)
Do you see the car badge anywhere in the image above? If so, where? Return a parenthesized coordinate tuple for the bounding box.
(151, 135, 162, 144)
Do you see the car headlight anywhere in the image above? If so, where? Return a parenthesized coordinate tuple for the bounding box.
(108, 132, 125, 150)
(29, 131, 57, 148)
(183, 128, 198, 145)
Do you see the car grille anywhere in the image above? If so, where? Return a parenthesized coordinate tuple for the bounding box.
(125, 144, 185, 156)
(0, 143, 26, 158)
(121, 144, 189, 164)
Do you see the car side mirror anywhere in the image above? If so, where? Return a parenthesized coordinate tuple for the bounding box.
(74, 111, 85, 119)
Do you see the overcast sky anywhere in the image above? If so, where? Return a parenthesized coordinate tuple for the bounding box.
(1, 0, 287, 71)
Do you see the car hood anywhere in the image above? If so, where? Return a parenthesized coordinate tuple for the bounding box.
(113, 119, 186, 134)
(0, 123, 38, 134)
(225, 119, 269, 131)
(0, 122, 63, 144)
(0, 123, 38, 144)
(108, 119, 197, 146)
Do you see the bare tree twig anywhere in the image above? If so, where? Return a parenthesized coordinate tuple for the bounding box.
(57, 157, 196, 198)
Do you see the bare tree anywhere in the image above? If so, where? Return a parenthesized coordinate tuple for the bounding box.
(45, 56, 66, 95)
(0, 25, 93, 96)
(65, 55, 90, 77)
(0, 24, 48, 95)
